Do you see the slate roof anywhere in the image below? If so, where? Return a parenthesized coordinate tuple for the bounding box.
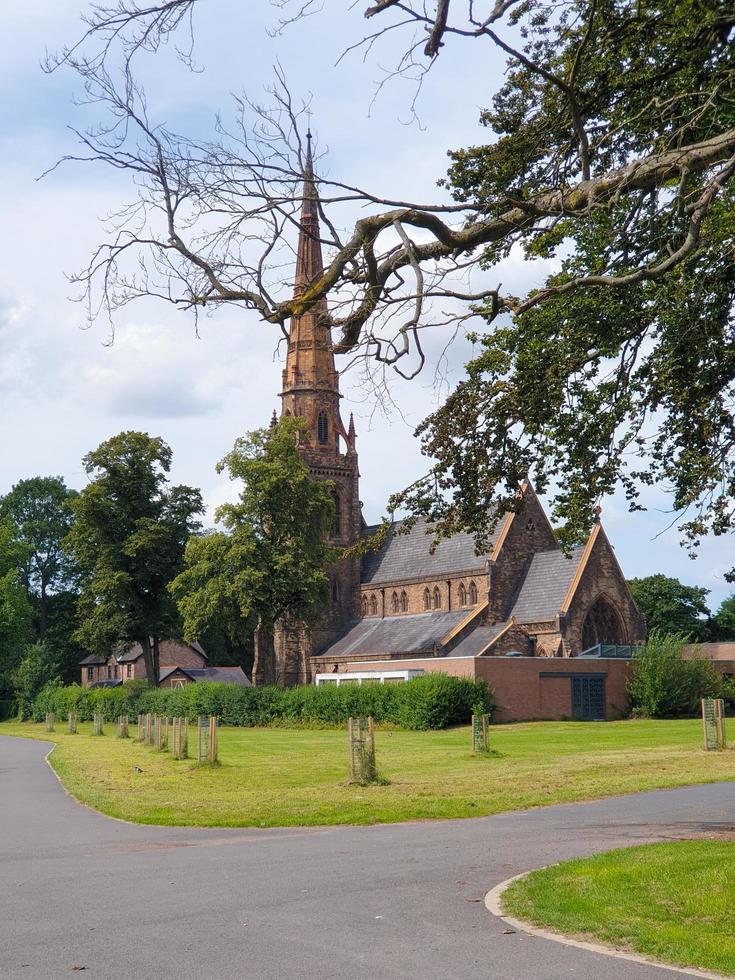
(185, 667, 251, 686)
(510, 547, 586, 623)
(89, 679, 122, 689)
(318, 609, 472, 659)
(361, 517, 498, 585)
(158, 666, 191, 683)
(78, 653, 107, 666)
(116, 639, 209, 663)
(445, 625, 506, 657)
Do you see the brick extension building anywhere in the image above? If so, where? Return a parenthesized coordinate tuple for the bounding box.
(270, 135, 646, 720)
(79, 640, 250, 689)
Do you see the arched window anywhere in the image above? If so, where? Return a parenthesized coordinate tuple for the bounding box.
(433, 586, 441, 609)
(423, 588, 431, 611)
(317, 411, 329, 444)
(400, 591, 409, 612)
(331, 578, 340, 604)
(469, 581, 478, 605)
(391, 592, 399, 613)
(361, 595, 368, 617)
(331, 491, 341, 536)
(458, 583, 467, 606)
(370, 594, 378, 615)
(582, 595, 625, 649)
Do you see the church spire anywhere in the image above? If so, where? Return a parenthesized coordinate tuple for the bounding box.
(280, 127, 343, 454)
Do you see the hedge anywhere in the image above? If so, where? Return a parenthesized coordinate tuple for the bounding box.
(31, 674, 493, 731)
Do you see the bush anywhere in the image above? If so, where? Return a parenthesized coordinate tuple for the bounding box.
(628, 631, 722, 718)
(32, 674, 493, 730)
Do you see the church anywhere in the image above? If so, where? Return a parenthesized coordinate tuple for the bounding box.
(271, 136, 645, 721)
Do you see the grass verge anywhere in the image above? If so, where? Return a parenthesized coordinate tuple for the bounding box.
(1, 717, 734, 828)
(502, 840, 735, 976)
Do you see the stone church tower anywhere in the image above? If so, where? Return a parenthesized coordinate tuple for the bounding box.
(273, 134, 362, 685)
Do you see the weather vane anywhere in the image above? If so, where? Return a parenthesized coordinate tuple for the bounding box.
(305, 107, 313, 142)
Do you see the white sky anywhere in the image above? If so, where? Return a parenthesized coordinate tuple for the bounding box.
(1, 1, 732, 611)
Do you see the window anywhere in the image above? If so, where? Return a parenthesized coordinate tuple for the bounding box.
(87, 666, 94, 681)
(107, 664, 112, 679)
(423, 588, 431, 610)
(317, 411, 329, 444)
(361, 595, 368, 616)
(400, 591, 409, 612)
(391, 592, 399, 613)
(469, 581, 478, 605)
(126, 663, 133, 679)
(458, 583, 467, 606)
(332, 578, 340, 604)
(370, 594, 378, 615)
(433, 586, 441, 609)
(331, 491, 341, 536)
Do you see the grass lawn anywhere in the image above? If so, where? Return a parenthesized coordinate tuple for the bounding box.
(1, 717, 734, 827)
(502, 840, 735, 976)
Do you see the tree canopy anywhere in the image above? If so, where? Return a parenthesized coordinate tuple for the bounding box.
(0, 520, 33, 702)
(49, 1, 735, 566)
(628, 574, 712, 643)
(64, 432, 203, 684)
(0, 476, 78, 638)
(170, 418, 335, 684)
(712, 595, 735, 641)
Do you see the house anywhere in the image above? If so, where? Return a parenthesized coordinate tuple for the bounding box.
(79, 640, 250, 688)
(263, 134, 645, 721)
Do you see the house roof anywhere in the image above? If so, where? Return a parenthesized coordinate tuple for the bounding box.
(444, 624, 507, 657)
(185, 667, 252, 686)
(317, 609, 472, 659)
(361, 517, 496, 586)
(510, 547, 586, 623)
(116, 639, 209, 663)
(79, 653, 107, 666)
(89, 678, 122, 689)
(158, 666, 192, 683)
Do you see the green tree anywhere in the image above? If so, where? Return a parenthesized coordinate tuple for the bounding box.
(170, 418, 335, 685)
(64, 432, 204, 685)
(0, 520, 33, 702)
(0, 476, 78, 639)
(628, 575, 712, 642)
(712, 595, 735, 641)
(628, 631, 722, 718)
(11, 643, 60, 721)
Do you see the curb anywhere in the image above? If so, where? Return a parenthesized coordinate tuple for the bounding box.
(484, 871, 728, 980)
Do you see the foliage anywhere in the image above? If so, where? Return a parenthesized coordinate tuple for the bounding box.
(0, 476, 79, 637)
(171, 418, 335, 684)
(33, 675, 492, 730)
(628, 575, 712, 642)
(0, 520, 33, 701)
(711, 594, 735, 641)
(12, 644, 61, 720)
(64, 432, 203, 684)
(628, 631, 722, 718)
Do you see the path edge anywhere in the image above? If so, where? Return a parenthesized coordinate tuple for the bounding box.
(485, 870, 727, 980)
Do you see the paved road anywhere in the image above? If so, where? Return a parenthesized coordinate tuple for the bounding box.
(1, 737, 733, 980)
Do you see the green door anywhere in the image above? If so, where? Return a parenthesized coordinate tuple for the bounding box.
(572, 675, 606, 721)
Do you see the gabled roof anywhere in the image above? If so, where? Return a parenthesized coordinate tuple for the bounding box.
(444, 624, 507, 657)
(318, 609, 472, 659)
(116, 639, 209, 663)
(185, 667, 251, 686)
(510, 546, 587, 623)
(158, 666, 192, 683)
(89, 678, 122, 689)
(361, 518, 494, 585)
(79, 653, 107, 666)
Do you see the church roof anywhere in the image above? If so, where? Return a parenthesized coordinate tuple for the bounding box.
(510, 546, 586, 623)
(361, 518, 496, 585)
(444, 625, 507, 657)
(318, 609, 472, 659)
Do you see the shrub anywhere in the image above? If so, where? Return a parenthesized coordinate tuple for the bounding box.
(31, 675, 493, 730)
(628, 631, 722, 718)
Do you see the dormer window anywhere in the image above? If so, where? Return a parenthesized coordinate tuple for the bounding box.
(317, 411, 329, 444)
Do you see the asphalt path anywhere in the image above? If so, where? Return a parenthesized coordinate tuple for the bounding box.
(1, 736, 733, 980)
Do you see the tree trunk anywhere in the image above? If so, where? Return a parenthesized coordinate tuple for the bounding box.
(140, 635, 160, 687)
(252, 619, 276, 686)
